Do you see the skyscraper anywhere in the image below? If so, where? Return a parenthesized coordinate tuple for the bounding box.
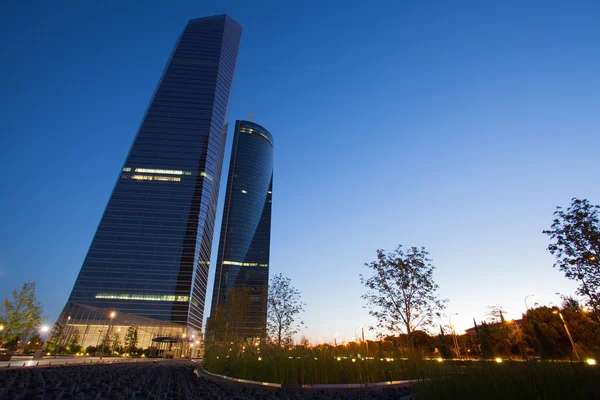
(210, 120, 274, 339)
(58, 15, 242, 350)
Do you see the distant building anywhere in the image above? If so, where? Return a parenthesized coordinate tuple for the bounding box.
(57, 15, 242, 352)
(209, 120, 274, 339)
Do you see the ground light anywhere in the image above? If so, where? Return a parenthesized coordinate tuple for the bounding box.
(586, 359, 596, 366)
(437, 357, 443, 362)
(495, 357, 503, 363)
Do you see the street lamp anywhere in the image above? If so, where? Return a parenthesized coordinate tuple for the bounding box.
(524, 294, 536, 310)
(553, 310, 581, 362)
(449, 313, 461, 359)
(36, 325, 50, 354)
(354, 326, 364, 342)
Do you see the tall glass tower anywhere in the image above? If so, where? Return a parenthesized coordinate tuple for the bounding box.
(58, 15, 242, 350)
(210, 120, 274, 339)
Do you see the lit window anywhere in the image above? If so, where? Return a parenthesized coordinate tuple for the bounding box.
(200, 171, 213, 180)
(131, 175, 153, 180)
(95, 293, 189, 302)
(134, 168, 184, 175)
(154, 176, 181, 182)
(122, 167, 132, 172)
(130, 175, 180, 182)
(241, 190, 247, 194)
(268, 191, 272, 194)
(222, 261, 267, 267)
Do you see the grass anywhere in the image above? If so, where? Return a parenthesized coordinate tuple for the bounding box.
(203, 343, 600, 398)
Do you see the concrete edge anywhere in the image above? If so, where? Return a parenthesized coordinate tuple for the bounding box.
(195, 362, 418, 391)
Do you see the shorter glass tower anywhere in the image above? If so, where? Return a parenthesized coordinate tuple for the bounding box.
(210, 120, 273, 339)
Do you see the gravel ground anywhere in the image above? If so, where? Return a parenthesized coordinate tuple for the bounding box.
(0, 361, 415, 399)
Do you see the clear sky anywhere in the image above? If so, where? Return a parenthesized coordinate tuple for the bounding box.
(1, 0, 599, 342)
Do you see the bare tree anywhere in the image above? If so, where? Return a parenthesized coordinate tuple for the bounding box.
(361, 246, 445, 352)
(267, 274, 305, 346)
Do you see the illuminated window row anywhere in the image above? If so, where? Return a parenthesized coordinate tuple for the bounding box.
(223, 261, 268, 267)
(123, 167, 212, 180)
(239, 128, 273, 146)
(134, 168, 187, 175)
(130, 175, 181, 182)
(95, 293, 189, 302)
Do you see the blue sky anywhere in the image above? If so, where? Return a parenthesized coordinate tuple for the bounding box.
(1, 0, 599, 341)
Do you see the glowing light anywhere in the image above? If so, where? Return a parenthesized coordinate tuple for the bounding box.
(495, 357, 503, 363)
(586, 359, 597, 365)
(437, 357, 443, 362)
(337, 357, 341, 361)
(258, 357, 262, 361)
(130, 175, 181, 182)
(95, 293, 189, 302)
(352, 358, 356, 362)
(241, 190, 247, 194)
(222, 261, 267, 267)
(110, 312, 116, 319)
(135, 168, 184, 175)
(122, 167, 131, 172)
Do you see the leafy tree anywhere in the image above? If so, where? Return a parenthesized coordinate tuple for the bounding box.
(437, 326, 454, 359)
(111, 332, 121, 353)
(474, 320, 494, 359)
(0, 281, 43, 349)
(543, 198, 600, 313)
(68, 328, 81, 353)
(124, 326, 138, 353)
(360, 246, 445, 352)
(47, 322, 65, 354)
(267, 273, 305, 346)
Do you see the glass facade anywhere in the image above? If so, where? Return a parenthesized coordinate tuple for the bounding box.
(210, 120, 274, 338)
(58, 15, 242, 346)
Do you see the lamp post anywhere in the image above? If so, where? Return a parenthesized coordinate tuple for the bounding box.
(36, 325, 50, 351)
(449, 313, 461, 359)
(100, 311, 116, 360)
(524, 294, 536, 310)
(354, 326, 363, 342)
(553, 310, 581, 362)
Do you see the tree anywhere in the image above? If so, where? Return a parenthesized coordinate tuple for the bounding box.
(543, 198, 600, 313)
(437, 326, 454, 359)
(474, 320, 494, 359)
(486, 306, 506, 323)
(124, 327, 138, 353)
(111, 331, 121, 353)
(68, 328, 81, 353)
(0, 281, 43, 349)
(267, 273, 305, 346)
(360, 246, 445, 352)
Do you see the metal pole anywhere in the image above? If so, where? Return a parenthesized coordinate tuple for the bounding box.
(449, 313, 461, 358)
(555, 311, 581, 362)
(524, 294, 535, 310)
